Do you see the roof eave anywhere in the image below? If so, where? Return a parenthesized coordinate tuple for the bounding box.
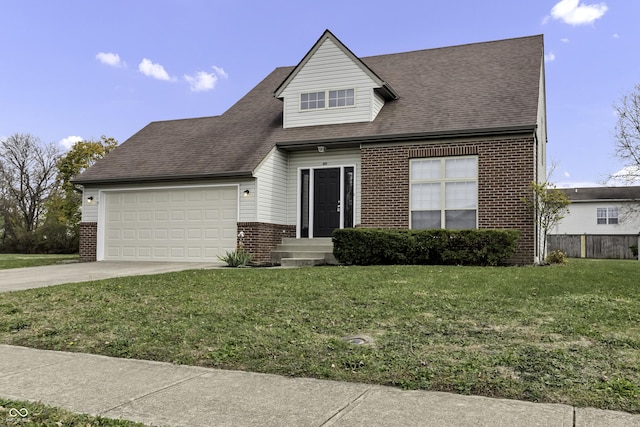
(276, 124, 537, 151)
(72, 171, 254, 186)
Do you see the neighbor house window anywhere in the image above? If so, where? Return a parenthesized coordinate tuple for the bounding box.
(329, 89, 355, 107)
(410, 156, 478, 229)
(597, 207, 619, 225)
(300, 92, 325, 110)
(301, 89, 355, 110)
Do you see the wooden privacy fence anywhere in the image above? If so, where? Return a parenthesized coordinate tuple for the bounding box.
(548, 234, 640, 260)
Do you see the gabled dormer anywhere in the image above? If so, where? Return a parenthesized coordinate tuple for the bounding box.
(274, 30, 398, 129)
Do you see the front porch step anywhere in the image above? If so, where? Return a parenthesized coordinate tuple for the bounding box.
(271, 238, 337, 266)
(280, 257, 326, 267)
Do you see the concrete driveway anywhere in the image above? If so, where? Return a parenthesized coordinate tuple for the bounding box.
(0, 261, 223, 293)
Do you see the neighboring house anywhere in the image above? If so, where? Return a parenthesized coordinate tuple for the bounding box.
(553, 186, 640, 235)
(73, 30, 547, 265)
(549, 186, 640, 259)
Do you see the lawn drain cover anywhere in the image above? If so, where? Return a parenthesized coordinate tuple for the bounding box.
(341, 335, 374, 345)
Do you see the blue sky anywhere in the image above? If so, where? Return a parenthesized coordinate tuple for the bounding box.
(1, 0, 639, 186)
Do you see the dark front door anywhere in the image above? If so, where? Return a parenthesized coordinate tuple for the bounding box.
(313, 168, 341, 237)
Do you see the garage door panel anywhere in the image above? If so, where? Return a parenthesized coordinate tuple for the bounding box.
(171, 211, 185, 221)
(223, 209, 237, 220)
(104, 187, 238, 262)
(122, 229, 136, 240)
(138, 247, 152, 257)
(187, 210, 202, 221)
(204, 229, 219, 239)
(138, 229, 152, 240)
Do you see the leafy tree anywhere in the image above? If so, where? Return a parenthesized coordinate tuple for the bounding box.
(613, 83, 640, 183)
(45, 136, 118, 252)
(52, 136, 118, 227)
(0, 134, 60, 252)
(522, 181, 571, 264)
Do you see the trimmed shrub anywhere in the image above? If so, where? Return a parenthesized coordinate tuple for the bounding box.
(333, 228, 520, 266)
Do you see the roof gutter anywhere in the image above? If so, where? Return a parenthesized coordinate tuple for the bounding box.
(276, 124, 537, 150)
(71, 170, 254, 186)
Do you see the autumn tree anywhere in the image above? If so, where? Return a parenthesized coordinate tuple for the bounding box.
(0, 134, 60, 252)
(44, 136, 118, 252)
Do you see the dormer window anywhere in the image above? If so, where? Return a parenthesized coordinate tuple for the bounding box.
(300, 89, 355, 111)
(329, 89, 354, 107)
(300, 92, 325, 110)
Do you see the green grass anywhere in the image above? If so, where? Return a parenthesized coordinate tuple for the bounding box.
(0, 259, 639, 412)
(0, 398, 148, 426)
(0, 254, 79, 270)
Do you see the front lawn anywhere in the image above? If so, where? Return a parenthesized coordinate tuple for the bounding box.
(0, 254, 78, 270)
(0, 259, 638, 412)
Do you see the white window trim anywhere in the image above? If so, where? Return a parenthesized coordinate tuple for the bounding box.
(409, 156, 478, 230)
(596, 207, 620, 225)
(299, 88, 356, 112)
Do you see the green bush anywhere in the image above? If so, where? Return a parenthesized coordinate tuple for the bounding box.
(333, 228, 520, 266)
(630, 245, 638, 258)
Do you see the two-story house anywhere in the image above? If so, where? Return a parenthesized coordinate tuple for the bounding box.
(73, 30, 547, 265)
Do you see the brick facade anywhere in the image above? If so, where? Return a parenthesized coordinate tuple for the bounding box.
(361, 137, 537, 264)
(79, 222, 97, 262)
(237, 222, 296, 265)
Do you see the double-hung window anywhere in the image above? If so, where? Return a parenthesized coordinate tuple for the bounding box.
(597, 207, 619, 225)
(410, 156, 478, 229)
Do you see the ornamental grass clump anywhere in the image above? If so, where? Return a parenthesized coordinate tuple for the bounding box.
(218, 231, 254, 267)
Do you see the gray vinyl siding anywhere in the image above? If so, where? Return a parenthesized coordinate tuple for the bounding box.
(81, 188, 100, 222)
(372, 91, 386, 121)
(280, 38, 381, 129)
(286, 148, 361, 226)
(254, 147, 288, 224)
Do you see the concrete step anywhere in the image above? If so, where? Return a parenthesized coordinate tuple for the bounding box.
(280, 258, 326, 267)
(271, 238, 337, 266)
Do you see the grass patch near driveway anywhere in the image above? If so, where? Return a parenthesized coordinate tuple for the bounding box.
(0, 254, 78, 270)
(1, 259, 639, 412)
(0, 398, 148, 426)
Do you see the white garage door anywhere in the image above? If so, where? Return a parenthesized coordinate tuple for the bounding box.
(103, 187, 238, 262)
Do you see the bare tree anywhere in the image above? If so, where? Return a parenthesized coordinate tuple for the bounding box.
(0, 133, 60, 252)
(613, 83, 640, 183)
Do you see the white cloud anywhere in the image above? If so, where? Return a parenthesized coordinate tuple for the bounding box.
(549, 0, 608, 26)
(184, 66, 229, 92)
(185, 71, 217, 92)
(138, 58, 173, 81)
(564, 171, 571, 178)
(561, 37, 570, 43)
(59, 135, 83, 151)
(545, 52, 556, 62)
(96, 52, 125, 68)
(612, 33, 619, 39)
(212, 66, 228, 79)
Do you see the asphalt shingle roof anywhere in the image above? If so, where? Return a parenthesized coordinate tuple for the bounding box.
(74, 34, 544, 185)
(561, 186, 640, 201)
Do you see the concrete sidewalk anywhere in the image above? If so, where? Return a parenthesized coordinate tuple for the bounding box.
(1, 345, 638, 426)
(0, 261, 222, 293)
